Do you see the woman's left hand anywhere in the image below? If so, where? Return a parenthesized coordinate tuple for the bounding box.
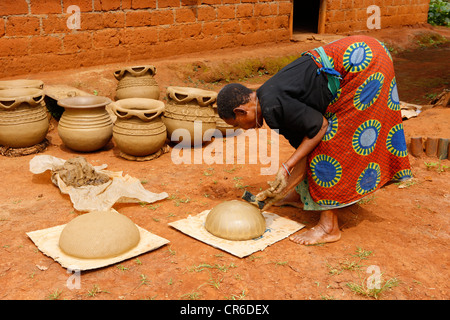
(256, 166, 289, 203)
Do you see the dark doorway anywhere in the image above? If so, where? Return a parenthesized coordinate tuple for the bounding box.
(292, 0, 321, 33)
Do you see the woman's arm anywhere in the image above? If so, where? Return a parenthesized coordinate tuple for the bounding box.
(284, 116, 328, 174)
(256, 116, 329, 204)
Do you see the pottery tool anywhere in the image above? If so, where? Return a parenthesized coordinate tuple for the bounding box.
(241, 190, 265, 210)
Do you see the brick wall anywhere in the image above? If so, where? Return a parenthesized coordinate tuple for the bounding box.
(0, 0, 292, 78)
(324, 0, 430, 34)
(0, 1, 432, 78)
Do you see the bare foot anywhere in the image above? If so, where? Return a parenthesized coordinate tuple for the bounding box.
(290, 210, 341, 245)
(274, 189, 302, 208)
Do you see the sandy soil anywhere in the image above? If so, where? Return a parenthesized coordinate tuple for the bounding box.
(0, 26, 449, 301)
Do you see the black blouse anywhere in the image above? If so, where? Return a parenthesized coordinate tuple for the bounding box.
(256, 55, 333, 149)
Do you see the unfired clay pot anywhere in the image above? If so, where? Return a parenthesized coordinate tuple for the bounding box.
(57, 96, 113, 152)
(205, 200, 266, 241)
(114, 65, 159, 100)
(0, 88, 49, 148)
(0, 79, 44, 90)
(162, 86, 217, 147)
(111, 98, 167, 157)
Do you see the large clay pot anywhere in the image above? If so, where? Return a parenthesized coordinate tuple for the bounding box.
(114, 65, 159, 100)
(111, 98, 167, 157)
(162, 86, 217, 147)
(0, 79, 44, 90)
(57, 96, 113, 152)
(0, 88, 49, 148)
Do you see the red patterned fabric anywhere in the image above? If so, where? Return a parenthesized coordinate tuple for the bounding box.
(303, 35, 412, 207)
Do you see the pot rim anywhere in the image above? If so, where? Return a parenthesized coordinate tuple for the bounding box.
(0, 87, 44, 99)
(58, 96, 112, 109)
(0, 79, 44, 89)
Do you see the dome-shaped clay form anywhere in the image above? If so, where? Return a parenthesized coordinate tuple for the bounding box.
(205, 200, 266, 241)
(59, 210, 140, 259)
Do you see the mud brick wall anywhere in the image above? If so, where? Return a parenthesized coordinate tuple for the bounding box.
(324, 0, 430, 34)
(0, 0, 292, 78)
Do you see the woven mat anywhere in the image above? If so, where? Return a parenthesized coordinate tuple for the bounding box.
(0, 139, 50, 157)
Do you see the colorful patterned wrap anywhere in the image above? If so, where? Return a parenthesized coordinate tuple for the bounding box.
(301, 35, 412, 209)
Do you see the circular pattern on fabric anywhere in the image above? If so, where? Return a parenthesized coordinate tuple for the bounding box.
(378, 40, 393, 61)
(352, 119, 381, 155)
(387, 77, 400, 111)
(386, 123, 408, 157)
(323, 112, 338, 142)
(343, 42, 373, 73)
(356, 162, 381, 195)
(316, 199, 341, 207)
(393, 169, 413, 181)
(310, 154, 342, 188)
(317, 55, 335, 69)
(353, 72, 385, 111)
(329, 87, 341, 105)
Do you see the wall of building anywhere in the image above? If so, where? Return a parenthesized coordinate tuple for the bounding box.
(0, 0, 292, 78)
(0, 0, 431, 78)
(323, 0, 430, 34)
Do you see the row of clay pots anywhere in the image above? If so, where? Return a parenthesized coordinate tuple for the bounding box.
(410, 136, 449, 159)
(54, 85, 221, 156)
(113, 65, 237, 148)
(0, 80, 49, 148)
(0, 67, 236, 157)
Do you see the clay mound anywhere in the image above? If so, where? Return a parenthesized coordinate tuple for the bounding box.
(58, 210, 141, 259)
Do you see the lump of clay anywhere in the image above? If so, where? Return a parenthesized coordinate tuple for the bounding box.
(51, 156, 110, 187)
(205, 200, 266, 241)
(59, 210, 140, 259)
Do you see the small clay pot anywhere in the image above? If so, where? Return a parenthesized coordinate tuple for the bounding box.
(162, 86, 217, 147)
(111, 98, 167, 157)
(425, 137, 438, 157)
(114, 65, 159, 100)
(409, 137, 423, 157)
(437, 138, 449, 160)
(0, 88, 49, 148)
(57, 96, 113, 152)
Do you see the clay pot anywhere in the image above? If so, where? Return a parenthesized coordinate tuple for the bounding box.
(0, 88, 49, 148)
(57, 96, 113, 152)
(437, 138, 449, 160)
(0, 79, 44, 90)
(205, 200, 266, 241)
(114, 65, 159, 100)
(409, 137, 423, 157)
(162, 86, 217, 147)
(425, 137, 438, 157)
(111, 98, 167, 157)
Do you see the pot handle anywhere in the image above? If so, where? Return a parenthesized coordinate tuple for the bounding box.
(197, 96, 216, 107)
(113, 65, 157, 80)
(0, 94, 44, 109)
(111, 103, 164, 122)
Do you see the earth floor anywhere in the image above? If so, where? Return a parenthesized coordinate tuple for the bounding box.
(0, 25, 449, 301)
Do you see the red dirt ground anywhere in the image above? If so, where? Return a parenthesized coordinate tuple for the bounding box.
(0, 26, 449, 301)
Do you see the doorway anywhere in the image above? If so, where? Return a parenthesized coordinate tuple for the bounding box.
(291, 0, 325, 34)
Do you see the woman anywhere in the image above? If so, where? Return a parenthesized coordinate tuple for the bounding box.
(216, 35, 412, 245)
